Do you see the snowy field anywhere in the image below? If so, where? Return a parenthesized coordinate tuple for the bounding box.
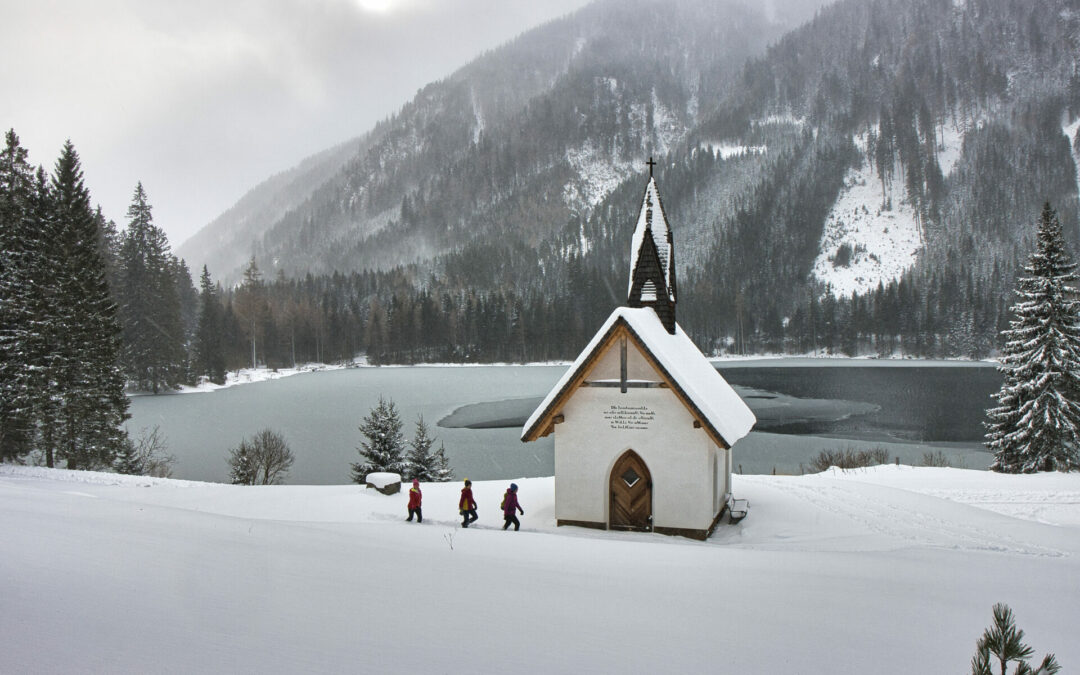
(2, 464, 1078, 673)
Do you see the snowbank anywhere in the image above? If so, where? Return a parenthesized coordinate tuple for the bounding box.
(2, 464, 1077, 673)
(173, 362, 351, 395)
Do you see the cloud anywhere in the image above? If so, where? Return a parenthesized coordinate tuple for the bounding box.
(0, 0, 591, 247)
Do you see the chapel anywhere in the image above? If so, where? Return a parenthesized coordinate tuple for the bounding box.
(520, 171, 756, 539)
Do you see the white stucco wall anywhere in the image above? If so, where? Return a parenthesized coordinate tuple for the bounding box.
(554, 385, 723, 532)
(587, 336, 657, 382)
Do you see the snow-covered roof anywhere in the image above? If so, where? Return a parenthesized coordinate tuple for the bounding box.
(628, 178, 673, 300)
(521, 307, 756, 448)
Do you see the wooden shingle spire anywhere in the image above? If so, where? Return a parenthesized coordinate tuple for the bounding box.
(627, 173, 677, 334)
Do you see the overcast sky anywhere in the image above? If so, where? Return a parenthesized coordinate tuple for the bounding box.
(1, 0, 592, 247)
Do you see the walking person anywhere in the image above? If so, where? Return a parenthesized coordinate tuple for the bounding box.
(501, 483, 524, 531)
(406, 479, 422, 523)
(459, 479, 478, 528)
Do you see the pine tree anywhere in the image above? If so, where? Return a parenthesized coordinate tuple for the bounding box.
(49, 141, 129, 469)
(985, 204, 1080, 473)
(404, 415, 453, 481)
(234, 257, 267, 369)
(227, 439, 257, 485)
(117, 182, 186, 393)
(352, 396, 407, 482)
(430, 441, 454, 482)
(971, 603, 1060, 675)
(0, 130, 40, 459)
(194, 265, 227, 384)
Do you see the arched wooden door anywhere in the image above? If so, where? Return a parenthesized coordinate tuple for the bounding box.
(609, 450, 652, 531)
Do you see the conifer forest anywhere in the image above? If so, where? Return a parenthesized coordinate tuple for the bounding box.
(4, 0, 1080, 404)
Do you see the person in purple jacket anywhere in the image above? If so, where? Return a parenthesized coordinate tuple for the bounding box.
(501, 483, 524, 531)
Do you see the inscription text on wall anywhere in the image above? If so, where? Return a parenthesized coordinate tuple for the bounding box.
(603, 405, 655, 430)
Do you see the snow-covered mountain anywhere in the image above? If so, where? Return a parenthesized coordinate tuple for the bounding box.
(177, 0, 824, 282)
(178, 0, 1080, 359)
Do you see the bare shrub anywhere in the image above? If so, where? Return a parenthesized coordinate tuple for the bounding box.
(921, 450, 951, 467)
(115, 426, 176, 478)
(228, 429, 295, 485)
(810, 446, 890, 473)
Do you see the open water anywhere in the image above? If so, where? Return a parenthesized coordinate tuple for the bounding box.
(127, 360, 1001, 484)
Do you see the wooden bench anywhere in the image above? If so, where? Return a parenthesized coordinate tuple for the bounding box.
(728, 498, 749, 523)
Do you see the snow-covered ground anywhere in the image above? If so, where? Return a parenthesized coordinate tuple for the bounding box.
(1066, 117, 1080, 202)
(812, 127, 965, 298)
(2, 464, 1077, 673)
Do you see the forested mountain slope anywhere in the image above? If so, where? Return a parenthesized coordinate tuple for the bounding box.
(177, 0, 820, 282)
(181, 0, 1080, 366)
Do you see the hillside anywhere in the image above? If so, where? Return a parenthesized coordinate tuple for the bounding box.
(2, 464, 1078, 672)
(177, 0, 821, 282)
(175, 0, 1080, 366)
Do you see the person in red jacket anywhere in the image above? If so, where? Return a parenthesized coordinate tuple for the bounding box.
(459, 479, 478, 528)
(501, 483, 524, 531)
(406, 479, 422, 523)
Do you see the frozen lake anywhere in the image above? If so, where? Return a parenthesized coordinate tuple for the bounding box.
(128, 360, 1001, 484)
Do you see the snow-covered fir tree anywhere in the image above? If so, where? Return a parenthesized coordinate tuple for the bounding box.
(405, 415, 454, 482)
(3, 133, 127, 468)
(985, 203, 1080, 473)
(352, 396, 408, 482)
(117, 182, 186, 393)
(0, 130, 42, 459)
(227, 439, 257, 485)
(194, 265, 227, 385)
(49, 141, 129, 469)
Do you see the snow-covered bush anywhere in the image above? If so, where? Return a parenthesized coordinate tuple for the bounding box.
(227, 429, 295, 485)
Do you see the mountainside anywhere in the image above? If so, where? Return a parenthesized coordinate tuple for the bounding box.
(177, 0, 821, 282)
(180, 0, 1080, 365)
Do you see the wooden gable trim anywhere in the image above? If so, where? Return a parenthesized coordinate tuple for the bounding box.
(617, 325, 732, 450)
(522, 316, 732, 449)
(521, 319, 633, 441)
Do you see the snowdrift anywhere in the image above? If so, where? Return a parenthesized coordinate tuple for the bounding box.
(1, 464, 1078, 673)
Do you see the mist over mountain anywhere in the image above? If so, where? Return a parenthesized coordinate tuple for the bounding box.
(178, 0, 1080, 363)
(177, 0, 822, 283)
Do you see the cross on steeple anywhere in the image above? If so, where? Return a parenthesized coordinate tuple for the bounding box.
(646, 156, 656, 177)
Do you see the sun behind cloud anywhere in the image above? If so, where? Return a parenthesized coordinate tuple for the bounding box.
(356, 0, 396, 12)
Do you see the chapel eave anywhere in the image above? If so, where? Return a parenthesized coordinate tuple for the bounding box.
(520, 311, 741, 450)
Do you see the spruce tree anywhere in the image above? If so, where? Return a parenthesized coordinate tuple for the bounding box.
(194, 265, 227, 384)
(352, 396, 407, 482)
(430, 442, 454, 482)
(985, 203, 1080, 473)
(234, 257, 267, 369)
(49, 141, 129, 469)
(404, 415, 453, 481)
(117, 182, 185, 393)
(0, 130, 40, 459)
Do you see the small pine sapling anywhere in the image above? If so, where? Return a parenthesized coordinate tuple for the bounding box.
(970, 603, 1060, 675)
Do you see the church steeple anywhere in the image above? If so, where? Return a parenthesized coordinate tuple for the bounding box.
(627, 167, 677, 334)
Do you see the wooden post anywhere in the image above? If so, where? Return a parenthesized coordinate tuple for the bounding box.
(620, 336, 627, 394)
